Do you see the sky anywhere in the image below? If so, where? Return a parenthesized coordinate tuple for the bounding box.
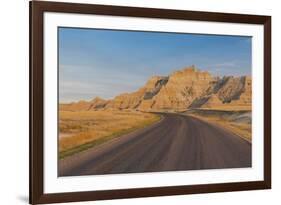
(59, 27, 252, 103)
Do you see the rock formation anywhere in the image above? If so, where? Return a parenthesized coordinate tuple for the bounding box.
(60, 66, 252, 112)
(228, 76, 252, 106)
(60, 97, 108, 111)
(105, 76, 168, 110)
(146, 66, 214, 111)
(200, 94, 224, 108)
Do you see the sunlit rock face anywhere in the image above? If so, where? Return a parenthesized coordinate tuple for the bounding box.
(148, 66, 214, 111)
(61, 66, 252, 112)
(105, 76, 168, 110)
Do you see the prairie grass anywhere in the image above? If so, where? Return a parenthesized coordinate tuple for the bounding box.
(59, 110, 160, 158)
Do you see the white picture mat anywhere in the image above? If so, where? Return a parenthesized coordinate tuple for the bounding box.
(43, 12, 264, 194)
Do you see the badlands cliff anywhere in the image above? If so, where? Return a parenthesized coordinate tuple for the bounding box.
(60, 66, 251, 112)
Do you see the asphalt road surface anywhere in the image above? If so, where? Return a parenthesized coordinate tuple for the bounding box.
(59, 113, 251, 176)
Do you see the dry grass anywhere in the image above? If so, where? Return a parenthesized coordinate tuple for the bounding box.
(59, 110, 160, 158)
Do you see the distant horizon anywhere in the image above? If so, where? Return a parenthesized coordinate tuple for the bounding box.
(59, 27, 252, 103)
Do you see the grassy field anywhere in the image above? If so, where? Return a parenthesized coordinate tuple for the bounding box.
(59, 110, 161, 158)
(184, 109, 252, 142)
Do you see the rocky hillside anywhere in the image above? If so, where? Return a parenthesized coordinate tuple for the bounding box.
(59, 97, 108, 111)
(60, 66, 251, 112)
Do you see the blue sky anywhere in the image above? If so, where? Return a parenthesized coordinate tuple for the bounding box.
(59, 27, 252, 103)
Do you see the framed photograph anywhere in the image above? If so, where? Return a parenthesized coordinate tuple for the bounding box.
(30, 1, 271, 204)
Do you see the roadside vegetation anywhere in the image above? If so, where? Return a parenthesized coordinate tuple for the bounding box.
(59, 110, 161, 159)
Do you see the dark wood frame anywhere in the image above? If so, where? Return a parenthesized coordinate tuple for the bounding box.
(30, 1, 271, 204)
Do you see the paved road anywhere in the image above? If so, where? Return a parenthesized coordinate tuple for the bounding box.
(59, 113, 251, 176)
